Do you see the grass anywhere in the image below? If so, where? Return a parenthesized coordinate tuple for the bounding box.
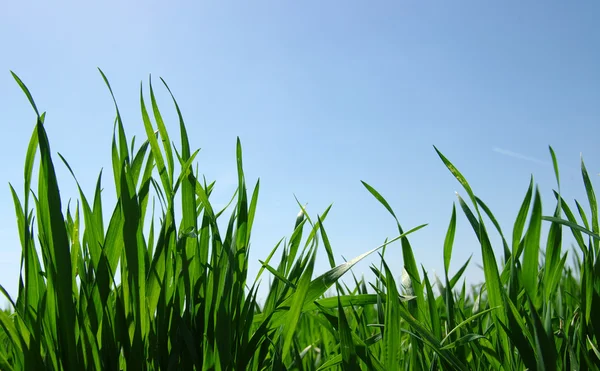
(0, 70, 599, 370)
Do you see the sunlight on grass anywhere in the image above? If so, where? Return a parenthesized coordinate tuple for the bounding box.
(0, 71, 598, 370)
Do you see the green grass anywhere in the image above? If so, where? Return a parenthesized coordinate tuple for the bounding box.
(1, 70, 599, 370)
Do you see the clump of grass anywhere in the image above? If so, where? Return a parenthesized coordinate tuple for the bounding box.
(0, 71, 598, 370)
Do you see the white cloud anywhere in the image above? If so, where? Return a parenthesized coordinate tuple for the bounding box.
(492, 147, 550, 166)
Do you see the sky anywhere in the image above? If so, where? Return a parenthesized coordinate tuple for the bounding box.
(1, 1, 599, 306)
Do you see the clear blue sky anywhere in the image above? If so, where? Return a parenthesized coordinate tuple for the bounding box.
(1, 1, 599, 305)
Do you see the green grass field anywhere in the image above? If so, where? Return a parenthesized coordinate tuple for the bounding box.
(0, 71, 599, 370)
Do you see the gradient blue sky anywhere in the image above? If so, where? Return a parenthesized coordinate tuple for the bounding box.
(1, 1, 599, 305)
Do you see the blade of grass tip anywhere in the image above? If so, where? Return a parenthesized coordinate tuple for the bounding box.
(148, 76, 175, 181)
(543, 203, 563, 302)
(235, 137, 249, 252)
(286, 208, 307, 274)
(140, 83, 172, 200)
(297, 204, 332, 260)
(438, 150, 511, 362)
(23, 125, 39, 213)
(258, 224, 426, 329)
(575, 199, 591, 230)
(98, 68, 129, 165)
(246, 179, 260, 246)
(361, 180, 426, 322)
(130, 140, 150, 188)
(14, 80, 42, 314)
(159, 77, 192, 162)
(434, 146, 478, 209)
(111, 123, 122, 198)
(549, 146, 561, 209)
(318, 216, 337, 269)
(215, 187, 238, 220)
(522, 187, 542, 300)
(0, 284, 16, 311)
(361, 181, 397, 219)
(587, 336, 600, 361)
(9, 185, 43, 314)
(551, 192, 586, 252)
(302, 224, 428, 307)
(172, 151, 200, 294)
(58, 153, 103, 270)
(444, 203, 457, 277)
(254, 237, 285, 283)
(92, 170, 104, 234)
(581, 155, 599, 251)
(449, 255, 472, 290)
(512, 176, 534, 257)
(542, 217, 600, 241)
(11, 72, 40, 118)
(258, 261, 297, 289)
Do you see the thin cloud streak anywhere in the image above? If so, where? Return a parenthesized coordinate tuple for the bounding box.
(493, 147, 550, 166)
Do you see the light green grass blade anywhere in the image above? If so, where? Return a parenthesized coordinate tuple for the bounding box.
(149, 77, 175, 182)
(140, 85, 172, 200)
(361, 180, 427, 324)
(580, 155, 599, 253)
(522, 187, 542, 300)
(513, 176, 534, 256)
(281, 247, 316, 362)
(444, 203, 457, 276)
(423, 270, 442, 340)
(11, 71, 40, 117)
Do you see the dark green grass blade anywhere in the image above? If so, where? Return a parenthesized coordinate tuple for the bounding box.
(423, 270, 442, 340)
(337, 295, 359, 370)
(281, 247, 316, 361)
(528, 298, 557, 370)
(36, 121, 79, 369)
(522, 187, 542, 299)
(476, 196, 510, 261)
(542, 217, 600, 241)
(302, 224, 427, 309)
(435, 147, 510, 365)
(381, 261, 401, 370)
(361, 180, 427, 323)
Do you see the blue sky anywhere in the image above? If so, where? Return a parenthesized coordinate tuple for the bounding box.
(1, 1, 599, 305)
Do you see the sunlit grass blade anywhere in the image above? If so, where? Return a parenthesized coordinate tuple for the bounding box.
(522, 187, 542, 300)
(36, 119, 78, 369)
(443, 203, 457, 276)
